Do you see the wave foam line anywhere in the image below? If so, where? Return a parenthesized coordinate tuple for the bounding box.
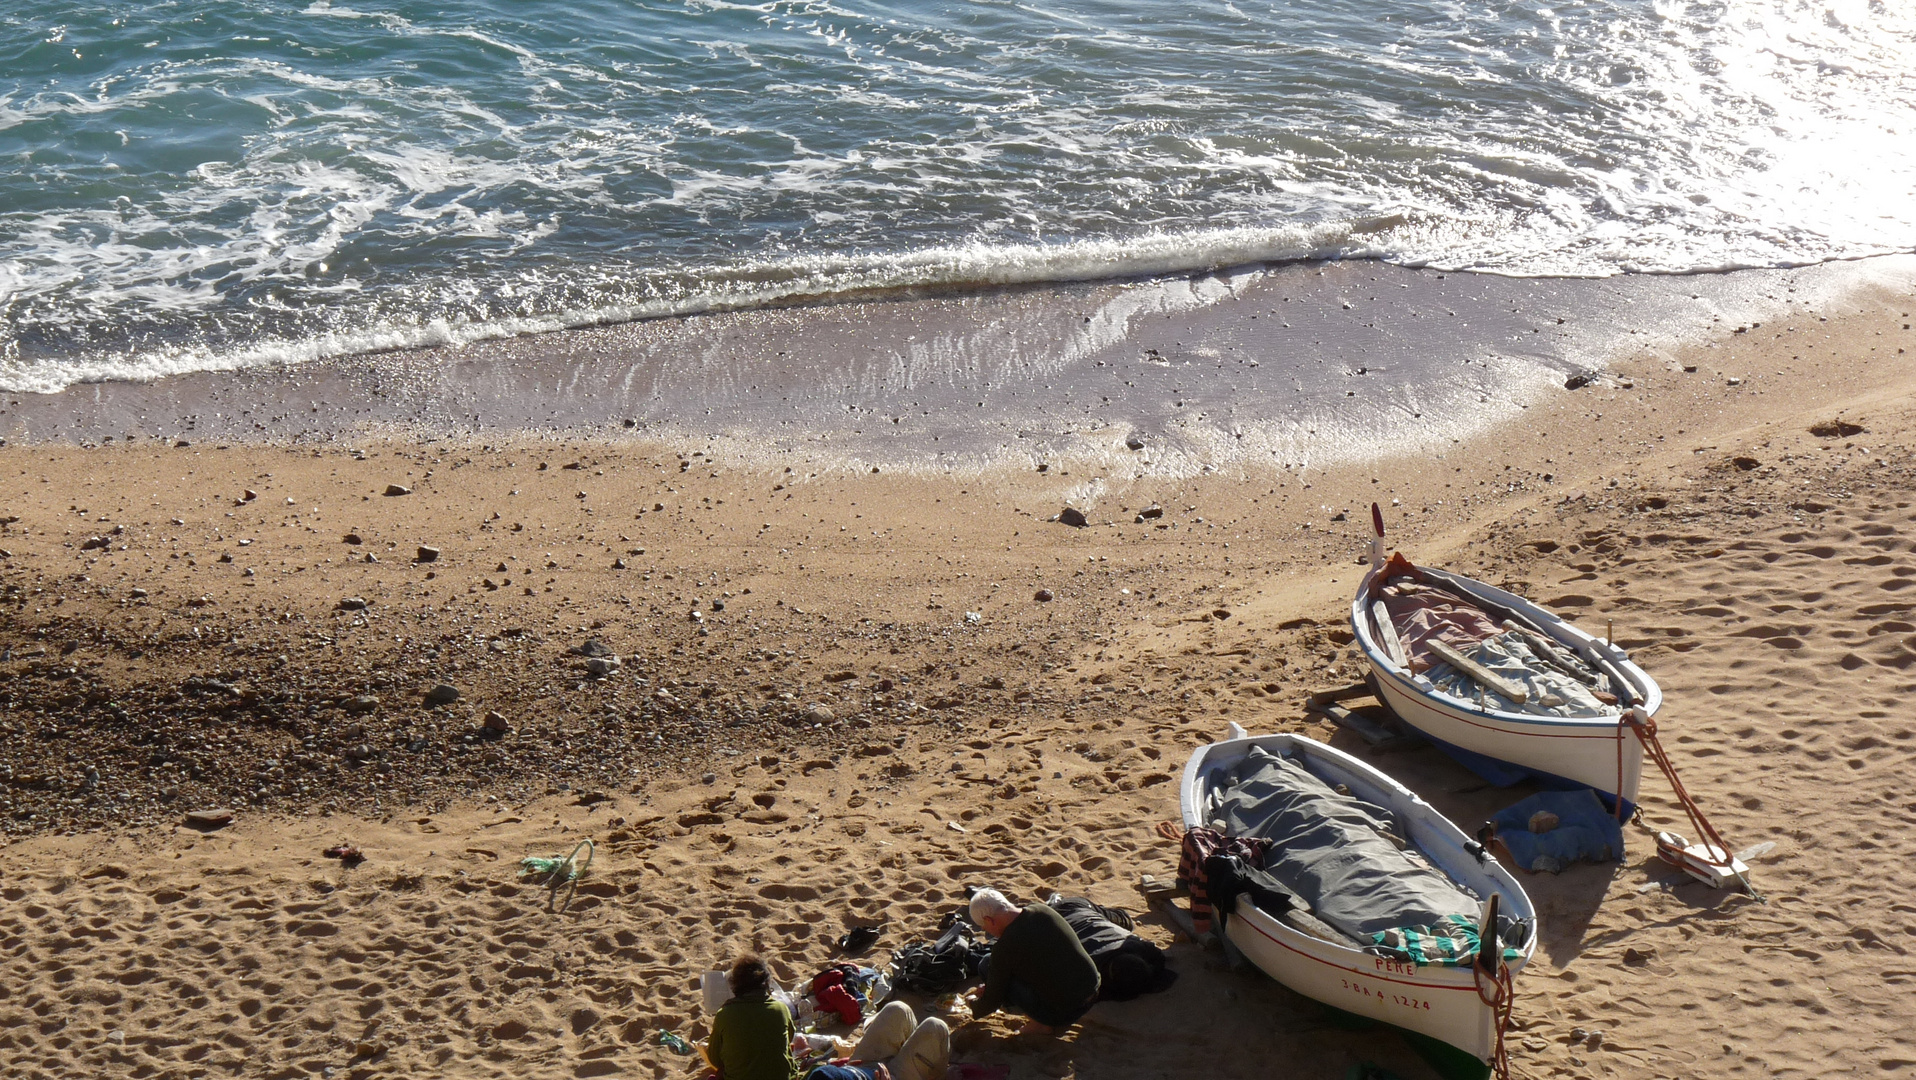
(1, 221, 1359, 394)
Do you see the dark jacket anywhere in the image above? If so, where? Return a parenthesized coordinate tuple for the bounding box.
(969, 903, 1099, 1019)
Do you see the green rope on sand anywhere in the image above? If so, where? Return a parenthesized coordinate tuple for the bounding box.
(518, 838, 594, 912)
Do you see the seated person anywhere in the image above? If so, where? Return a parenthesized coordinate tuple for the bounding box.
(961, 888, 1101, 1035)
(803, 1001, 950, 1080)
(705, 957, 799, 1080)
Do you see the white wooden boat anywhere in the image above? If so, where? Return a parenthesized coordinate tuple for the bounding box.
(1180, 726, 1535, 1076)
(1351, 551, 1660, 812)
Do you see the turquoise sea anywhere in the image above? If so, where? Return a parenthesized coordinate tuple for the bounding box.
(2, 0, 1913, 393)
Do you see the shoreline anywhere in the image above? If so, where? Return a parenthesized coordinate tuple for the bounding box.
(0, 256, 1913, 1079)
(6, 255, 1911, 474)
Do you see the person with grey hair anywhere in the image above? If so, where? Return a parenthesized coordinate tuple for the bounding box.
(961, 888, 1101, 1035)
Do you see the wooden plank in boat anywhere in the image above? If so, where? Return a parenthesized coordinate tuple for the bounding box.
(1426, 638, 1530, 704)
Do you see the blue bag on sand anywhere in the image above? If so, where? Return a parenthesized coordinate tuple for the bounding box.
(1492, 789, 1623, 872)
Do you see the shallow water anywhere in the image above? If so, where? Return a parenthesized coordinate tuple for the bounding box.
(3, 0, 1913, 392)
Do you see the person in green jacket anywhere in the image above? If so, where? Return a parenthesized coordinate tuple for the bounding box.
(962, 888, 1101, 1036)
(706, 957, 801, 1080)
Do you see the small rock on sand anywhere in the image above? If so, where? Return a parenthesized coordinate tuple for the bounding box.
(337, 596, 369, 611)
(1135, 504, 1164, 522)
(415, 545, 440, 563)
(383, 484, 410, 497)
(425, 684, 462, 705)
(184, 809, 234, 829)
(483, 711, 511, 733)
(1034, 588, 1054, 602)
(803, 704, 835, 723)
(1058, 507, 1088, 528)
(343, 695, 379, 714)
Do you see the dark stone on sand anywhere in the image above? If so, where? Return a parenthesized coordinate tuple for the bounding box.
(1732, 456, 1760, 471)
(415, 545, 440, 563)
(1058, 507, 1088, 528)
(425, 684, 462, 705)
(574, 639, 614, 657)
(1564, 371, 1595, 390)
(383, 484, 410, 496)
(483, 711, 511, 733)
(81, 536, 109, 551)
(342, 533, 362, 545)
(343, 695, 379, 714)
(184, 809, 233, 828)
(1125, 433, 1145, 450)
(337, 596, 369, 611)
(1136, 504, 1163, 521)
(1809, 420, 1865, 437)
(1034, 588, 1054, 602)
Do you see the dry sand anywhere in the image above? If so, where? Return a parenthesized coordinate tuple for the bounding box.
(2, 265, 1915, 1079)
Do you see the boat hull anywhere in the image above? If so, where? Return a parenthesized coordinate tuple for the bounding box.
(1181, 729, 1535, 1069)
(1352, 566, 1656, 808)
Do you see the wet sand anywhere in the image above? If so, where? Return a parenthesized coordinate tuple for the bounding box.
(1, 256, 1914, 1080)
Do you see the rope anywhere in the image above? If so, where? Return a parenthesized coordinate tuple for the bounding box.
(1624, 710, 1761, 898)
(1473, 956, 1515, 1080)
(1155, 820, 1187, 843)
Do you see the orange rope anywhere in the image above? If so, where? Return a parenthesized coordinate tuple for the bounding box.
(1625, 709, 1747, 882)
(1474, 956, 1515, 1080)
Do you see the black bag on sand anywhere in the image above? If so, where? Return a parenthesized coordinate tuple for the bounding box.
(888, 912, 990, 994)
(1050, 896, 1177, 1002)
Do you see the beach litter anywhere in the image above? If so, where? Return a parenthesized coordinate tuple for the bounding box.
(519, 838, 594, 912)
(656, 1030, 695, 1056)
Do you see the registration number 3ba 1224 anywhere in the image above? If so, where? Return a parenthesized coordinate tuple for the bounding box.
(1339, 978, 1432, 1011)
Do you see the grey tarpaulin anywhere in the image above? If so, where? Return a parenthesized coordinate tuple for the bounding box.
(1210, 746, 1478, 939)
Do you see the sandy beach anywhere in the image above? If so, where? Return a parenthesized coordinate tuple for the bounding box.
(3, 259, 1915, 1080)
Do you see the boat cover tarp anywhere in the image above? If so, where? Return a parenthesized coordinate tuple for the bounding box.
(1212, 746, 1479, 939)
(1491, 789, 1623, 871)
(1378, 579, 1500, 671)
(1427, 631, 1614, 718)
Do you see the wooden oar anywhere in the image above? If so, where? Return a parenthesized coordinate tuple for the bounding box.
(1371, 599, 1409, 669)
(1426, 638, 1530, 704)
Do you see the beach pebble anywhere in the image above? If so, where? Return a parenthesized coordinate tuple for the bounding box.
(415, 545, 440, 563)
(584, 656, 621, 676)
(343, 695, 379, 714)
(129, 587, 147, 598)
(1058, 507, 1088, 527)
(425, 684, 462, 705)
(1125, 433, 1145, 450)
(1034, 588, 1054, 602)
(81, 535, 110, 551)
(612, 558, 628, 569)
(183, 809, 234, 828)
(483, 711, 511, 734)
(701, 772, 718, 785)
(1528, 810, 1560, 833)
(1136, 504, 1164, 521)
(336, 596, 369, 610)
(383, 484, 410, 496)
(342, 533, 362, 545)
(803, 704, 836, 724)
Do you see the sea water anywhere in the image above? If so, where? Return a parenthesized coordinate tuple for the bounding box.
(2, 0, 1912, 394)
